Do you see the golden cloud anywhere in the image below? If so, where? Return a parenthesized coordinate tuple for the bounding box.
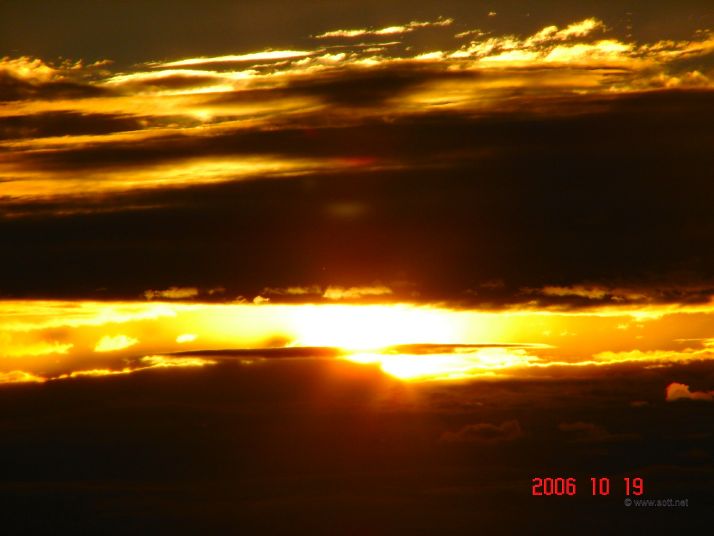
(0, 333, 73, 357)
(0, 56, 59, 83)
(2, 15, 714, 212)
(536, 285, 648, 302)
(261, 286, 323, 296)
(322, 286, 394, 300)
(156, 50, 314, 68)
(140, 355, 214, 368)
(0, 370, 45, 384)
(144, 287, 199, 300)
(315, 18, 453, 39)
(0, 301, 178, 331)
(94, 334, 139, 353)
(526, 18, 606, 45)
(594, 347, 714, 365)
(53, 355, 214, 381)
(666, 382, 714, 402)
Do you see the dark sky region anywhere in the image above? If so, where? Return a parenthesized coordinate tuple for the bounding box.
(2, 1, 714, 533)
(1, 358, 713, 533)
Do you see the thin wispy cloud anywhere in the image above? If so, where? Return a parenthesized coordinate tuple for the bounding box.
(314, 17, 453, 39)
(155, 50, 315, 68)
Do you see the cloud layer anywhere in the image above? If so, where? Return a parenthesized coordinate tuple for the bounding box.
(2, 16, 714, 311)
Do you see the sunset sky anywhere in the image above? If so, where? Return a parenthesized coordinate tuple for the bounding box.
(1, 1, 713, 532)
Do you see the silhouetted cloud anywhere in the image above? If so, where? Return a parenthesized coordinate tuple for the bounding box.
(440, 420, 523, 444)
(558, 421, 639, 443)
(0, 111, 142, 140)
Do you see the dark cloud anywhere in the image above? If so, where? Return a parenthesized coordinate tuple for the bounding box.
(273, 66, 477, 107)
(0, 111, 143, 140)
(440, 419, 524, 444)
(169, 343, 536, 360)
(171, 346, 346, 359)
(558, 421, 639, 443)
(110, 73, 225, 93)
(0, 71, 108, 102)
(4, 89, 714, 306)
(200, 65, 475, 109)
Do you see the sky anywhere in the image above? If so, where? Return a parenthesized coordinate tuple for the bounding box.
(1, 1, 714, 532)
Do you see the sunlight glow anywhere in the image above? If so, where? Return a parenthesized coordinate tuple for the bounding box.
(288, 305, 459, 350)
(4, 300, 714, 385)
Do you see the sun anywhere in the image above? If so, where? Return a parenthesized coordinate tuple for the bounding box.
(285, 304, 540, 381)
(287, 304, 459, 351)
(348, 347, 535, 381)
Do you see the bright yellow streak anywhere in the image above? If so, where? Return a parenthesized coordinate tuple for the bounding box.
(1, 155, 337, 201)
(0, 370, 45, 384)
(54, 355, 214, 380)
(3, 299, 714, 385)
(157, 50, 313, 68)
(288, 305, 459, 350)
